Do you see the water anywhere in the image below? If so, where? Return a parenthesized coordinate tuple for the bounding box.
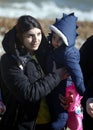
(0, 0, 93, 21)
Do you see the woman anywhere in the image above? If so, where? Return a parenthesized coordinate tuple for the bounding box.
(0, 15, 65, 130)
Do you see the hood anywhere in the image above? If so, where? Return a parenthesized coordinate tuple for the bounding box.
(2, 27, 31, 68)
(2, 27, 17, 55)
(49, 13, 78, 47)
(2, 27, 28, 56)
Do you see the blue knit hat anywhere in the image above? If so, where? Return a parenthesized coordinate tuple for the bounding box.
(49, 13, 78, 46)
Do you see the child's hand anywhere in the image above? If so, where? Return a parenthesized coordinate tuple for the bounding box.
(86, 98, 93, 118)
(0, 100, 6, 115)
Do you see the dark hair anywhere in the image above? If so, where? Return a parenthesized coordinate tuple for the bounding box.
(15, 15, 50, 71)
(15, 15, 47, 45)
(16, 15, 42, 34)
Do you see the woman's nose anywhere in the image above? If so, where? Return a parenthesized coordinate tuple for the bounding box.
(33, 35, 37, 42)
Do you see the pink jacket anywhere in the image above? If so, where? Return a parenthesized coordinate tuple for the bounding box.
(66, 83, 83, 130)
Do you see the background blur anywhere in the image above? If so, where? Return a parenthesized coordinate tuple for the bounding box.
(0, 0, 93, 55)
(0, 0, 93, 21)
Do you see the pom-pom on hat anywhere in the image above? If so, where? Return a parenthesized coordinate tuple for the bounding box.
(49, 13, 78, 46)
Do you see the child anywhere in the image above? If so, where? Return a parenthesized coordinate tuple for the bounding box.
(46, 13, 85, 130)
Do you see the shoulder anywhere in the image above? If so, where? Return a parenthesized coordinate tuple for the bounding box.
(80, 35, 93, 52)
(1, 54, 14, 63)
(0, 54, 17, 72)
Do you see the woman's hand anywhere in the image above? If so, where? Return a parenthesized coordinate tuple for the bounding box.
(53, 61, 69, 80)
(86, 98, 93, 118)
(59, 94, 69, 110)
(61, 67, 69, 80)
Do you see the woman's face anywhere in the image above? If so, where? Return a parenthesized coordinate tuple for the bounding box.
(23, 28, 42, 52)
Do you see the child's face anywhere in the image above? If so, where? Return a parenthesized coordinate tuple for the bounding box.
(52, 33, 64, 48)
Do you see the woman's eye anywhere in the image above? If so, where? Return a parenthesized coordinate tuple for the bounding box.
(24, 34, 32, 38)
(37, 32, 41, 36)
(27, 35, 32, 38)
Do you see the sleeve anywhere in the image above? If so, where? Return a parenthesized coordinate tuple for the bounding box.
(81, 76, 93, 107)
(1, 54, 61, 103)
(84, 77, 93, 98)
(63, 48, 85, 96)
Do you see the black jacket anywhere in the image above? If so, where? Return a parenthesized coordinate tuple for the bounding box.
(0, 27, 61, 130)
(80, 35, 93, 106)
